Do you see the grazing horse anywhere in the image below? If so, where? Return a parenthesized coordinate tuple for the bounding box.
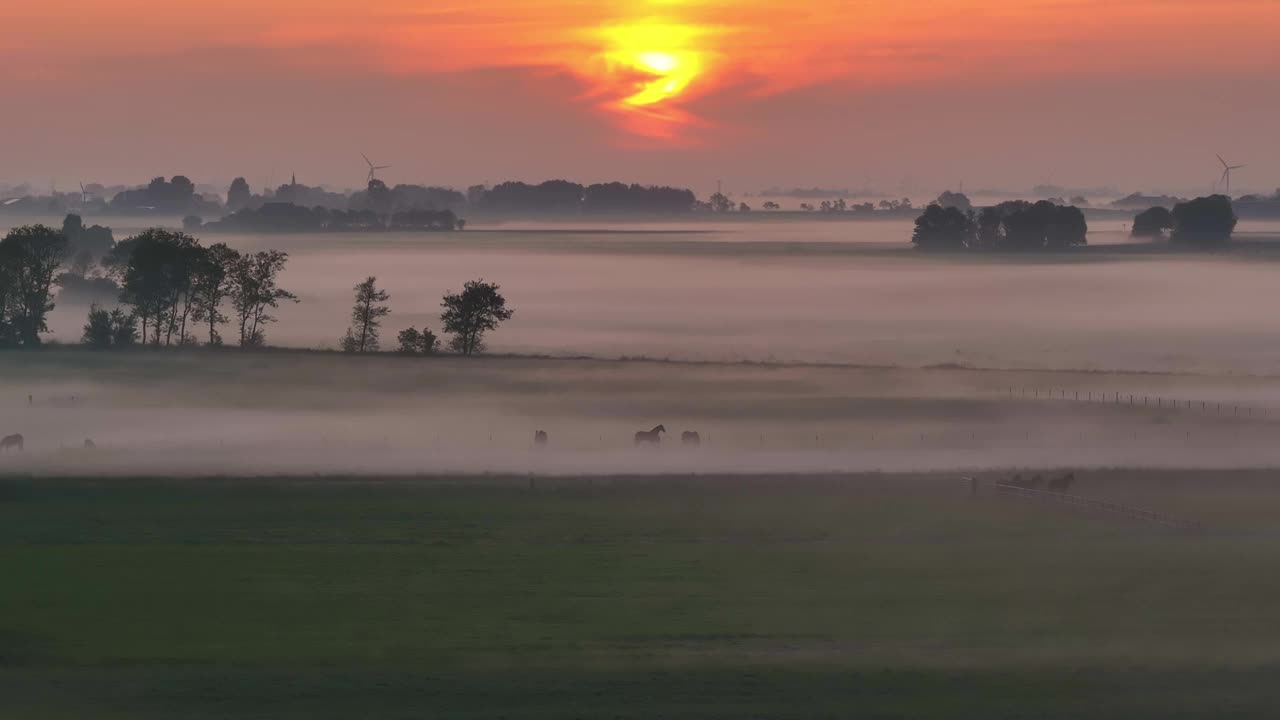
(681, 431, 701, 448)
(84, 439, 97, 450)
(0, 434, 23, 453)
(1048, 472, 1075, 494)
(534, 431, 548, 448)
(634, 425, 666, 447)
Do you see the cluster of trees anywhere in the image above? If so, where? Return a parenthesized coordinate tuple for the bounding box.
(474, 181, 697, 215)
(93, 230, 296, 347)
(204, 203, 462, 234)
(0, 226, 69, 347)
(341, 277, 514, 357)
(1132, 196, 1237, 246)
(110, 176, 221, 215)
(912, 200, 1088, 252)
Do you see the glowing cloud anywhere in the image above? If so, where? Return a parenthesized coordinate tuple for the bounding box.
(579, 21, 721, 139)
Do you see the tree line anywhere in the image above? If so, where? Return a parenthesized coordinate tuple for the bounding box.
(911, 199, 1088, 251)
(2, 222, 517, 355)
(1131, 195, 1237, 246)
(473, 181, 697, 215)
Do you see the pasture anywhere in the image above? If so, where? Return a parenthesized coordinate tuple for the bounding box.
(3, 471, 1280, 718)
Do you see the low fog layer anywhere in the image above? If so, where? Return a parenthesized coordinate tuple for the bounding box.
(3, 352, 1279, 477)
(37, 220, 1280, 375)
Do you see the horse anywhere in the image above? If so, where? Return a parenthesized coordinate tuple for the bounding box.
(84, 439, 97, 450)
(534, 431, 548, 448)
(634, 425, 666, 447)
(0, 434, 23, 453)
(1047, 472, 1075, 494)
(681, 431, 701, 448)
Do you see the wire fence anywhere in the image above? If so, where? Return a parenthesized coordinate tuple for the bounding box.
(1006, 386, 1271, 419)
(990, 481, 1201, 530)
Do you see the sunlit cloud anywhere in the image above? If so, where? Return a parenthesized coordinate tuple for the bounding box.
(4, 0, 1278, 144)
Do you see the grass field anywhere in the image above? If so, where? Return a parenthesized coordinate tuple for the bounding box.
(4, 471, 1280, 718)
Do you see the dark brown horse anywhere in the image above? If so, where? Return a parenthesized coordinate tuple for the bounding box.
(1, 434, 23, 453)
(534, 430, 548, 448)
(634, 425, 666, 447)
(681, 431, 701, 447)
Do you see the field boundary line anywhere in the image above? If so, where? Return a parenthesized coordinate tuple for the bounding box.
(986, 481, 1202, 530)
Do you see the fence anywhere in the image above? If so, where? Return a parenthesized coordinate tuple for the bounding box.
(988, 481, 1201, 530)
(1006, 387, 1270, 419)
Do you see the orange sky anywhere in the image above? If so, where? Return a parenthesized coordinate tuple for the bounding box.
(3, 0, 1278, 192)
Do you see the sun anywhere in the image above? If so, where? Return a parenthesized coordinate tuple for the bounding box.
(591, 22, 710, 121)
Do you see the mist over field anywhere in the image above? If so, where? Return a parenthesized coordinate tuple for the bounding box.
(32, 219, 1280, 375)
(4, 348, 1280, 478)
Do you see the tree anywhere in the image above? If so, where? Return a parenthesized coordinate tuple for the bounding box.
(190, 243, 240, 345)
(61, 214, 114, 259)
(397, 327, 439, 355)
(0, 225, 69, 346)
(936, 191, 973, 212)
(110, 308, 138, 347)
(229, 250, 297, 347)
(1171, 195, 1237, 247)
(82, 305, 112, 348)
(738, 202, 752, 213)
(83, 304, 139, 349)
(342, 276, 390, 353)
(227, 178, 252, 211)
(1044, 205, 1088, 250)
(440, 279, 514, 356)
(1132, 206, 1173, 238)
(117, 229, 202, 345)
(911, 204, 974, 251)
(708, 192, 733, 213)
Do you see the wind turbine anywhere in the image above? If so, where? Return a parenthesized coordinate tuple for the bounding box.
(1216, 154, 1246, 196)
(362, 153, 391, 184)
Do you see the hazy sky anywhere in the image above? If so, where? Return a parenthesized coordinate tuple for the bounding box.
(4, 0, 1278, 195)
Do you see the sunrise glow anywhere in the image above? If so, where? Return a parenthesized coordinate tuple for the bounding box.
(585, 21, 718, 137)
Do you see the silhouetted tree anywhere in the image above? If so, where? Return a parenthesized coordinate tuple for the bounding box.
(0, 225, 69, 346)
(1044, 205, 1087, 250)
(229, 250, 296, 347)
(1132, 206, 1174, 238)
(708, 192, 733, 213)
(911, 204, 973, 251)
(936, 191, 973, 212)
(82, 305, 112, 348)
(227, 178, 252, 211)
(1171, 195, 1237, 247)
(190, 243, 240, 345)
(762, 201, 780, 210)
(441, 279, 514, 356)
(83, 305, 139, 349)
(738, 202, 752, 212)
(397, 327, 439, 355)
(342, 276, 390, 353)
(110, 308, 138, 347)
(118, 229, 202, 345)
(61, 214, 114, 259)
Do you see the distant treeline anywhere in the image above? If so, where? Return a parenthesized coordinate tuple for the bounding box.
(202, 204, 464, 234)
(912, 193, 1241, 251)
(472, 181, 698, 215)
(911, 200, 1088, 252)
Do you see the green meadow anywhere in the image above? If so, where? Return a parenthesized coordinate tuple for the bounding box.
(3, 471, 1280, 718)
